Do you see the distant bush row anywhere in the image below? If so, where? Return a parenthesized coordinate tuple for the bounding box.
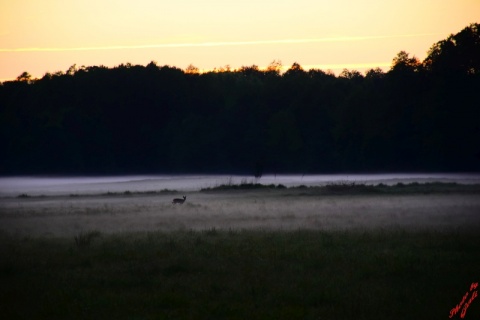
(200, 182, 480, 194)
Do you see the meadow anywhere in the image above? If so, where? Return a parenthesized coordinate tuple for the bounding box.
(1, 183, 480, 319)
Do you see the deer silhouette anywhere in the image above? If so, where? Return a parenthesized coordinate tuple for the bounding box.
(172, 195, 186, 204)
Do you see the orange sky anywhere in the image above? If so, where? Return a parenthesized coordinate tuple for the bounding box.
(1, 0, 479, 81)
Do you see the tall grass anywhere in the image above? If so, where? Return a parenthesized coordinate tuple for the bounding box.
(1, 229, 479, 319)
(74, 230, 101, 248)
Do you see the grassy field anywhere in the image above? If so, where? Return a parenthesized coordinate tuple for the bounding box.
(1, 229, 480, 319)
(1, 184, 480, 319)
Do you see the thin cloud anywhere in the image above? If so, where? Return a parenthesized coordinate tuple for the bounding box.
(0, 33, 438, 53)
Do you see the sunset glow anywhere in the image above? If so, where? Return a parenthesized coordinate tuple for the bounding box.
(1, 0, 478, 81)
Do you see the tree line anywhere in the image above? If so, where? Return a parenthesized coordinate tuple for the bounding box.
(1, 23, 479, 175)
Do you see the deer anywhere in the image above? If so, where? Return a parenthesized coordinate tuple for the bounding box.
(172, 195, 186, 205)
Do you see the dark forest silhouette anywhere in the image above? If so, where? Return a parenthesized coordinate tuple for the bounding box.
(1, 23, 479, 175)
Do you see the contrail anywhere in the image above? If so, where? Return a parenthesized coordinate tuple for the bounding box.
(0, 33, 438, 53)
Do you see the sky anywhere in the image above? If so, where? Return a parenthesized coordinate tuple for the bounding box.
(1, 0, 479, 81)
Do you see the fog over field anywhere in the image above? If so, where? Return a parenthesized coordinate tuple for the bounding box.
(1, 174, 480, 237)
(1, 173, 480, 197)
(1, 190, 479, 237)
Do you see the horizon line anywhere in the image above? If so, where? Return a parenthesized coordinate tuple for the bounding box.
(0, 62, 392, 82)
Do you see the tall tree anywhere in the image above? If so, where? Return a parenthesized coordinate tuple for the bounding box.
(423, 23, 480, 75)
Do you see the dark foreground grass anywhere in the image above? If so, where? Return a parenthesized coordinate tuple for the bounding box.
(1, 229, 479, 320)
